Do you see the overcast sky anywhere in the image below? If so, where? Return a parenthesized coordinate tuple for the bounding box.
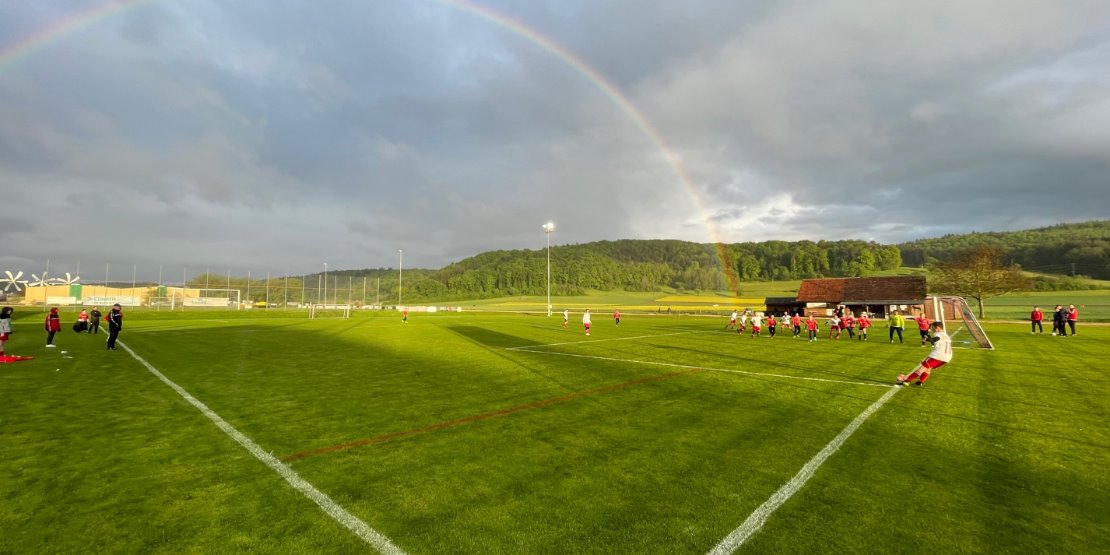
(2, 0, 1109, 282)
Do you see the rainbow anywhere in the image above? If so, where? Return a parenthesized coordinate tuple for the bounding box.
(0, 0, 739, 292)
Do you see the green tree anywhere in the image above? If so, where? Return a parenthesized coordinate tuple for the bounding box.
(930, 246, 1031, 318)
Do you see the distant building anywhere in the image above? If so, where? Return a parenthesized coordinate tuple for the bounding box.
(788, 275, 928, 318)
(764, 296, 806, 316)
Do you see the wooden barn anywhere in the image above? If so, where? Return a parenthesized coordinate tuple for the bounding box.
(793, 276, 928, 318)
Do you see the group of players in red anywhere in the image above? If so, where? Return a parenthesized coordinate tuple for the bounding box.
(724, 309, 886, 342)
(724, 307, 952, 386)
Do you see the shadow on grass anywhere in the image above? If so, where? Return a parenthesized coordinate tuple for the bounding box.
(445, 325, 542, 350)
(648, 341, 895, 387)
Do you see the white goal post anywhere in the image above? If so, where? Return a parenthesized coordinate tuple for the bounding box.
(931, 295, 994, 350)
(309, 304, 351, 319)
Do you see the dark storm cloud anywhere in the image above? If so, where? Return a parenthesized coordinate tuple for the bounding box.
(1, 0, 1108, 280)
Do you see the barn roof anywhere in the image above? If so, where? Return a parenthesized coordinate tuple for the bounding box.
(795, 276, 927, 303)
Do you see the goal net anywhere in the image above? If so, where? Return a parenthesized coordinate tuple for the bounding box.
(931, 296, 994, 350)
(308, 304, 351, 319)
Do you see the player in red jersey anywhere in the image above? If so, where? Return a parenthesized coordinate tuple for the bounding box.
(916, 313, 931, 346)
(1029, 306, 1044, 334)
(841, 312, 855, 339)
(806, 314, 818, 342)
(857, 313, 871, 341)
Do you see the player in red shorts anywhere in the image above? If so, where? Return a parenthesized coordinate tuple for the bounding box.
(897, 322, 952, 387)
(827, 314, 841, 340)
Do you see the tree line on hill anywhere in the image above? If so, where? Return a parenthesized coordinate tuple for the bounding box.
(898, 220, 1110, 281)
(183, 221, 1108, 304)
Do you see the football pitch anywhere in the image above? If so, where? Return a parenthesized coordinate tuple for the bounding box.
(2, 310, 1108, 553)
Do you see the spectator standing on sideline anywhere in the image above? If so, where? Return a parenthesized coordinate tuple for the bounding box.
(1030, 306, 1044, 334)
(897, 322, 953, 387)
(888, 310, 905, 344)
(582, 309, 592, 336)
(0, 306, 13, 356)
(563, 309, 569, 329)
(1052, 305, 1067, 337)
(613, 309, 621, 326)
(88, 306, 102, 334)
(45, 307, 61, 347)
(916, 313, 931, 346)
(106, 303, 123, 350)
(1067, 305, 1078, 336)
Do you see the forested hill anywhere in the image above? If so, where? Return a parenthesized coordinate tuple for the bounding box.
(422, 239, 902, 298)
(898, 220, 1110, 279)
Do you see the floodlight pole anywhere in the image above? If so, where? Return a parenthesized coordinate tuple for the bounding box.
(543, 222, 555, 316)
(398, 250, 403, 307)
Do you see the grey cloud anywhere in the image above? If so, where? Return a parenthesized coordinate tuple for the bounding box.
(1, 0, 1108, 279)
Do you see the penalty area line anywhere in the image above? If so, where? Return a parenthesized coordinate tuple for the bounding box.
(707, 385, 901, 554)
(509, 348, 891, 388)
(116, 340, 406, 555)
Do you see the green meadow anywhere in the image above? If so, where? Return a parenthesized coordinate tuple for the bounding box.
(1, 307, 1108, 553)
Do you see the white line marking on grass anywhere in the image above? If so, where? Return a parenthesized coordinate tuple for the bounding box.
(708, 386, 901, 554)
(506, 330, 716, 350)
(510, 348, 890, 388)
(116, 341, 407, 555)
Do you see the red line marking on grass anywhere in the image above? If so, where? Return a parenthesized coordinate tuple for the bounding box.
(281, 368, 703, 462)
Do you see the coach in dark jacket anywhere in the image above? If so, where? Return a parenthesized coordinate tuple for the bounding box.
(88, 307, 102, 334)
(1052, 305, 1067, 337)
(106, 304, 123, 349)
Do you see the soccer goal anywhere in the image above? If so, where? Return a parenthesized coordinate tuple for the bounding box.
(175, 288, 241, 310)
(308, 304, 351, 319)
(930, 296, 994, 350)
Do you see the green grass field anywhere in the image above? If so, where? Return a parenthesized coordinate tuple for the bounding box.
(2, 308, 1108, 553)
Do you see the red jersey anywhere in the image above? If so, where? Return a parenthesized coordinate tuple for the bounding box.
(858, 316, 871, 328)
(792, 315, 802, 327)
(767, 316, 776, 327)
(1068, 308, 1078, 321)
(805, 319, 818, 331)
(917, 317, 930, 331)
(1031, 309, 1043, 322)
(45, 310, 61, 332)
